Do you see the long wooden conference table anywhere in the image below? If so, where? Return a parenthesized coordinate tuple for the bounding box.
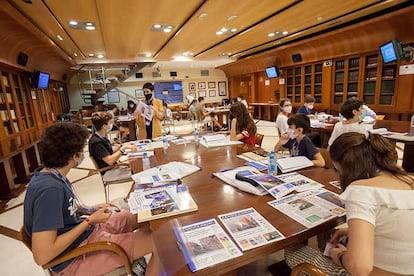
(129, 141, 342, 275)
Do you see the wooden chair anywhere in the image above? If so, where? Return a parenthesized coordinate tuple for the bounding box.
(291, 263, 328, 276)
(376, 114, 385, 120)
(318, 148, 333, 169)
(255, 133, 264, 147)
(19, 227, 133, 275)
(89, 156, 133, 203)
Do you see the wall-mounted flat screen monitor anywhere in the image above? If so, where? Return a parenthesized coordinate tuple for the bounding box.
(265, 66, 279, 78)
(380, 40, 403, 63)
(37, 72, 50, 89)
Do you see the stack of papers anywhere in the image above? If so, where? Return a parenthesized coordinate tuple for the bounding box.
(200, 134, 242, 148)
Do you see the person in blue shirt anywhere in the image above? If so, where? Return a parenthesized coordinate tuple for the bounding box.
(296, 95, 316, 116)
(23, 122, 162, 275)
(274, 114, 325, 167)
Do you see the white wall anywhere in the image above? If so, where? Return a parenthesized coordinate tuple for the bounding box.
(68, 67, 228, 110)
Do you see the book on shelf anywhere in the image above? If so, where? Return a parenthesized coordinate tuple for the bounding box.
(131, 161, 201, 185)
(173, 218, 243, 272)
(128, 183, 198, 222)
(0, 110, 8, 121)
(218, 207, 285, 251)
(277, 156, 314, 173)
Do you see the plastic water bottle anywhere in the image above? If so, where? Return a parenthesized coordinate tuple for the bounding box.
(410, 114, 414, 136)
(194, 127, 199, 143)
(162, 132, 168, 150)
(268, 150, 277, 175)
(142, 152, 150, 170)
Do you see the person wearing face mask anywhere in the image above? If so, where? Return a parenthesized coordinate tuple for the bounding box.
(275, 98, 292, 137)
(126, 100, 137, 117)
(24, 122, 163, 276)
(327, 98, 368, 149)
(296, 95, 316, 116)
(135, 82, 164, 140)
(89, 112, 135, 170)
(237, 94, 248, 109)
(274, 114, 325, 167)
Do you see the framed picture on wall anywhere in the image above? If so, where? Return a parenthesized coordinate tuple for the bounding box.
(218, 81, 227, 96)
(209, 90, 216, 97)
(198, 90, 206, 97)
(198, 82, 206, 89)
(135, 89, 144, 98)
(208, 81, 216, 89)
(189, 82, 196, 92)
(107, 90, 120, 103)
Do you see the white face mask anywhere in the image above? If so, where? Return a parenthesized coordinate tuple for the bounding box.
(307, 104, 314, 110)
(107, 124, 113, 132)
(287, 128, 297, 139)
(129, 104, 134, 108)
(76, 153, 84, 167)
(283, 106, 292, 113)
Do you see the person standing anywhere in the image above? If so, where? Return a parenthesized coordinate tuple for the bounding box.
(135, 83, 164, 140)
(275, 98, 292, 137)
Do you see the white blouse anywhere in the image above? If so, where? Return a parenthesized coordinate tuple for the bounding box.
(340, 185, 414, 274)
(328, 121, 367, 146)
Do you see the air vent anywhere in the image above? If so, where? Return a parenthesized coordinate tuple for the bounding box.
(200, 70, 209, 76)
(152, 71, 161, 78)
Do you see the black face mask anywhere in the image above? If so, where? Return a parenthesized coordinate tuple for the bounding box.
(144, 93, 152, 101)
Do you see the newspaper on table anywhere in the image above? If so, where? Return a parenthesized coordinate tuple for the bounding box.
(126, 150, 154, 159)
(276, 172, 323, 192)
(131, 161, 201, 185)
(244, 160, 268, 171)
(128, 183, 198, 222)
(173, 218, 243, 272)
(200, 134, 242, 148)
(267, 192, 338, 228)
(235, 170, 296, 199)
(218, 207, 285, 251)
(213, 166, 268, 196)
(130, 139, 165, 151)
(299, 188, 346, 217)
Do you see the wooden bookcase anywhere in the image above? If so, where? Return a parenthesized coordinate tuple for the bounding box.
(333, 57, 360, 105)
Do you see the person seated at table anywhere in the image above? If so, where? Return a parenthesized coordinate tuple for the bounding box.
(163, 101, 173, 119)
(349, 96, 377, 124)
(274, 114, 325, 167)
(284, 132, 414, 276)
(229, 101, 257, 146)
(327, 98, 368, 149)
(296, 94, 315, 116)
(275, 98, 292, 137)
(237, 94, 248, 109)
(107, 104, 130, 142)
(135, 82, 164, 140)
(89, 112, 135, 169)
(24, 122, 163, 276)
(197, 96, 223, 131)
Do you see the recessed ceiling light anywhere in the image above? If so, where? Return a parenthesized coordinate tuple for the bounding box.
(230, 28, 237, 33)
(145, 53, 152, 57)
(69, 20, 78, 26)
(221, 28, 228, 32)
(216, 31, 223, 35)
(74, 53, 78, 57)
(56, 35, 63, 40)
(198, 12, 208, 19)
(163, 28, 172, 33)
(85, 22, 93, 26)
(153, 24, 161, 29)
(317, 16, 323, 21)
(97, 54, 104, 58)
(227, 15, 238, 21)
(282, 31, 289, 35)
(268, 33, 275, 37)
(88, 54, 94, 57)
(85, 26, 96, 30)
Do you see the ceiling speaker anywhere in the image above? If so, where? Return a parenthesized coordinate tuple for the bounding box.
(170, 71, 177, 77)
(135, 72, 143, 78)
(200, 70, 209, 76)
(17, 52, 28, 66)
(292, 53, 302, 63)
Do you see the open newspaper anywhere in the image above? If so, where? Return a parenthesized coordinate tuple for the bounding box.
(136, 101, 154, 121)
(218, 207, 285, 251)
(213, 166, 268, 196)
(276, 172, 323, 192)
(173, 218, 243, 272)
(277, 156, 314, 173)
(128, 183, 198, 222)
(267, 188, 344, 228)
(131, 161, 200, 185)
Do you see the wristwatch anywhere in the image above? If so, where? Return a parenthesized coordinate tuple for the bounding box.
(119, 147, 126, 155)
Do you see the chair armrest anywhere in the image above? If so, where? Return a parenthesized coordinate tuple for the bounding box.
(45, 241, 132, 275)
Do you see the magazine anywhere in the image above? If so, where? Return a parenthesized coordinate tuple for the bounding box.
(173, 218, 243, 272)
(128, 184, 198, 222)
(277, 156, 314, 173)
(235, 170, 296, 199)
(218, 208, 285, 251)
(245, 161, 268, 171)
(267, 192, 337, 228)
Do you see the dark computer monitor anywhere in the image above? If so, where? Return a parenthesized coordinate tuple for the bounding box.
(265, 66, 279, 78)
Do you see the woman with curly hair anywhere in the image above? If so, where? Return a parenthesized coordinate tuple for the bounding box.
(229, 101, 257, 146)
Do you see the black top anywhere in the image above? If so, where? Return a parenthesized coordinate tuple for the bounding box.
(88, 133, 113, 169)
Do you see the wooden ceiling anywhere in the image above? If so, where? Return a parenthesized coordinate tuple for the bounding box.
(4, 0, 412, 74)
